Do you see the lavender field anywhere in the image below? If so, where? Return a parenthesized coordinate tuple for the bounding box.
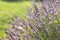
(0, 0, 60, 40)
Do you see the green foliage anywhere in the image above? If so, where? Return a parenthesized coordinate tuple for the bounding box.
(1, 0, 22, 2)
(1, 0, 43, 2)
(1, 0, 29, 2)
(0, 1, 31, 38)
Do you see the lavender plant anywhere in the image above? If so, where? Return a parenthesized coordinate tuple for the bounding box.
(4, 0, 60, 40)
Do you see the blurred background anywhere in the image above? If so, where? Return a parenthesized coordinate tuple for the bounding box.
(0, 0, 32, 39)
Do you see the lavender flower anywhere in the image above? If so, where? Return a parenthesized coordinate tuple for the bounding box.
(4, 0, 60, 40)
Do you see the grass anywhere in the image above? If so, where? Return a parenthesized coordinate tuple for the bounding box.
(0, 1, 31, 38)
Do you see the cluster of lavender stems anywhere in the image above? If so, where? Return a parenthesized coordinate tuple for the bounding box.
(3, 0, 60, 40)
